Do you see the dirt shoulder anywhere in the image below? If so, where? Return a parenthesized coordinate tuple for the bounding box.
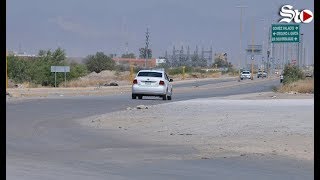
(79, 93, 314, 162)
(219, 91, 314, 100)
(6, 76, 238, 100)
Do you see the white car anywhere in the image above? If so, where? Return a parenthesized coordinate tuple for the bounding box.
(132, 69, 173, 100)
(240, 70, 252, 80)
(257, 70, 267, 78)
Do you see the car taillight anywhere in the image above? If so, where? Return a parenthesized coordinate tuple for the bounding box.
(133, 79, 137, 84)
(159, 80, 165, 85)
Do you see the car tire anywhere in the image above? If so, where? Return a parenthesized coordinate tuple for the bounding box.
(167, 96, 172, 100)
(138, 95, 143, 99)
(241, 78, 243, 80)
(132, 94, 136, 99)
(162, 94, 167, 100)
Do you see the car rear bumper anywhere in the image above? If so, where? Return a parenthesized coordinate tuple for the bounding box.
(132, 85, 167, 95)
(240, 76, 251, 79)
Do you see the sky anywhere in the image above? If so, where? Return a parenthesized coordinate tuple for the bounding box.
(6, 0, 314, 65)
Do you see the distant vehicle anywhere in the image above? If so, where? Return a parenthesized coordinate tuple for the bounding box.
(257, 70, 267, 78)
(240, 70, 252, 80)
(132, 69, 173, 100)
(304, 71, 313, 78)
(280, 74, 284, 83)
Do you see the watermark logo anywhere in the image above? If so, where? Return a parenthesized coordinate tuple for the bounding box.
(279, 5, 313, 23)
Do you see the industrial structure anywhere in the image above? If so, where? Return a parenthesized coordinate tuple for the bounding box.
(112, 57, 157, 68)
(164, 45, 213, 67)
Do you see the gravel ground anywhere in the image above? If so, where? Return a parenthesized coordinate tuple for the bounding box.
(80, 92, 314, 162)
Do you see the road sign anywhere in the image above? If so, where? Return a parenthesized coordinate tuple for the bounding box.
(271, 24, 300, 43)
(51, 66, 70, 87)
(246, 45, 262, 55)
(51, 66, 70, 72)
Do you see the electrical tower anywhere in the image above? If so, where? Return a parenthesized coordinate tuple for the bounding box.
(145, 28, 150, 68)
(202, 46, 213, 67)
(125, 42, 129, 55)
(186, 46, 190, 64)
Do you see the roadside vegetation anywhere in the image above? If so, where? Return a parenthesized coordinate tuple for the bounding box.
(277, 78, 313, 93)
(8, 48, 88, 87)
(8, 47, 237, 88)
(276, 64, 313, 93)
(83, 52, 115, 73)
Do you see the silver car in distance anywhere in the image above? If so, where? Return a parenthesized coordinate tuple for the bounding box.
(132, 69, 173, 100)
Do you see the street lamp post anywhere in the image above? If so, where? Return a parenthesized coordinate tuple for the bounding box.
(236, 5, 248, 81)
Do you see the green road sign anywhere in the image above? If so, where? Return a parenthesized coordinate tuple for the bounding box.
(271, 24, 300, 43)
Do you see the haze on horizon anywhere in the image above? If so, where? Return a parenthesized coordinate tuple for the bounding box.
(6, 0, 314, 65)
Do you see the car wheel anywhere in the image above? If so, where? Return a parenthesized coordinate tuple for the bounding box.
(167, 96, 172, 100)
(132, 94, 136, 99)
(138, 95, 143, 99)
(162, 94, 167, 100)
(241, 78, 243, 80)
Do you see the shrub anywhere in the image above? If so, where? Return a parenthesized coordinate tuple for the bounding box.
(84, 52, 115, 73)
(68, 63, 88, 79)
(8, 48, 89, 87)
(283, 64, 304, 84)
(7, 55, 32, 83)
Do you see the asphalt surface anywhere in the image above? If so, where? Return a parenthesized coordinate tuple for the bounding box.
(6, 78, 313, 180)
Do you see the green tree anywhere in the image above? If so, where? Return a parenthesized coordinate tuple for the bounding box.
(7, 55, 31, 83)
(139, 48, 152, 58)
(52, 47, 66, 63)
(8, 48, 90, 87)
(283, 64, 304, 84)
(213, 58, 229, 68)
(33, 48, 68, 86)
(84, 52, 115, 73)
(121, 53, 136, 58)
(68, 62, 88, 79)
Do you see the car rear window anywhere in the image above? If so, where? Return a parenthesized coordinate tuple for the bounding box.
(242, 71, 250, 74)
(137, 72, 163, 77)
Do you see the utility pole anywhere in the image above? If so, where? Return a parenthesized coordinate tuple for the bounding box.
(267, 23, 271, 78)
(236, 5, 248, 81)
(6, 49, 8, 90)
(145, 28, 150, 68)
(305, 46, 308, 66)
(125, 42, 129, 55)
(303, 47, 306, 67)
(251, 18, 255, 80)
(300, 33, 304, 67)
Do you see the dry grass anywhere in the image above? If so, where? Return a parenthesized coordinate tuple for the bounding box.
(278, 78, 314, 93)
(171, 72, 222, 80)
(64, 70, 131, 87)
(9, 70, 234, 88)
(66, 79, 110, 87)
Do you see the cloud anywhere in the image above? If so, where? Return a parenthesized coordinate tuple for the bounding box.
(48, 16, 109, 39)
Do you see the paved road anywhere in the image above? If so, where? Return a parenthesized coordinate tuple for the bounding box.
(6, 78, 313, 180)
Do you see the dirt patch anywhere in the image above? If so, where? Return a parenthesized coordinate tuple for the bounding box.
(81, 97, 314, 161)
